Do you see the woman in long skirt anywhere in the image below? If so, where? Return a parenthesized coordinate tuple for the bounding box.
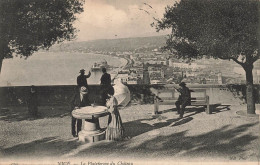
(105, 86, 124, 141)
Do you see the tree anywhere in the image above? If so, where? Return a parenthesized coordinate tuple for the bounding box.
(155, 0, 259, 114)
(0, 0, 85, 73)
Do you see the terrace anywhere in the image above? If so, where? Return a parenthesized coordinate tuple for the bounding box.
(0, 84, 259, 164)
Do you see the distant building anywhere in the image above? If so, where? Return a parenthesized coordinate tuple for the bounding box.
(205, 75, 219, 84)
(127, 77, 138, 84)
(150, 79, 161, 84)
(146, 60, 167, 65)
(186, 71, 199, 77)
(143, 64, 150, 84)
(218, 72, 223, 84)
(164, 68, 174, 78)
(169, 59, 206, 70)
(117, 73, 128, 83)
(149, 72, 165, 84)
(169, 62, 189, 68)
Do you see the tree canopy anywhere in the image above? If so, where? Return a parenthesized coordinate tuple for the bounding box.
(155, 0, 259, 67)
(0, 0, 85, 72)
(155, 0, 259, 114)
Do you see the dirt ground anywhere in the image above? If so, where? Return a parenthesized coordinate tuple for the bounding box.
(0, 104, 259, 164)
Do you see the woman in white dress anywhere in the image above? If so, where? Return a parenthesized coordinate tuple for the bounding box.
(105, 86, 125, 141)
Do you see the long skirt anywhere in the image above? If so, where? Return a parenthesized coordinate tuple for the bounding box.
(106, 109, 124, 141)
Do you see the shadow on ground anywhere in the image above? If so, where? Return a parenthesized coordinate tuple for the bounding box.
(0, 104, 230, 122)
(124, 111, 201, 137)
(1, 137, 81, 158)
(211, 104, 231, 114)
(67, 122, 259, 159)
(0, 106, 71, 122)
(1, 121, 258, 160)
(161, 104, 231, 115)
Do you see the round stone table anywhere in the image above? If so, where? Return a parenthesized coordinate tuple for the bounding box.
(72, 106, 109, 143)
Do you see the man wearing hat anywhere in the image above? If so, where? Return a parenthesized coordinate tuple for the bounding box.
(175, 82, 191, 118)
(70, 86, 90, 137)
(73, 69, 91, 137)
(100, 67, 112, 106)
(77, 69, 91, 88)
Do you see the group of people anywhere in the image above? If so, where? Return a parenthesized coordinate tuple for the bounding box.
(27, 67, 190, 141)
(71, 68, 124, 141)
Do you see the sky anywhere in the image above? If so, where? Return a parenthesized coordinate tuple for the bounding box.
(74, 0, 177, 41)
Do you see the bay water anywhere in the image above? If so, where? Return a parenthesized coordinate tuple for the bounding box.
(0, 52, 127, 86)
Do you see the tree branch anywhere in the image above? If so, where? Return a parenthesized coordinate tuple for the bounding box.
(230, 57, 245, 66)
(252, 53, 260, 63)
(218, 55, 245, 66)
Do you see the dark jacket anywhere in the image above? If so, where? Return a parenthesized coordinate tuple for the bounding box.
(77, 73, 91, 87)
(178, 86, 191, 104)
(70, 91, 89, 109)
(100, 73, 111, 86)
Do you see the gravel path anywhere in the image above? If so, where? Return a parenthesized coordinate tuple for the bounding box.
(0, 104, 259, 164)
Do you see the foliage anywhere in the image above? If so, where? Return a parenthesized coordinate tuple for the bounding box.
(0, 0, 84, 61)
(154, 0, 260, 114)
(155, 0, 259, 67)
(226, 84, 260, 104)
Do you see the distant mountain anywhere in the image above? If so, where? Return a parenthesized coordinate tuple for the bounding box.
(50, 35, 168, 52)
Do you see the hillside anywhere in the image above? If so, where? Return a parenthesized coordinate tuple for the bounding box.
(50, 35, 168, 52)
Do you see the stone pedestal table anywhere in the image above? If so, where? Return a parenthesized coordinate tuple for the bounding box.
(72, 106, 109, 143)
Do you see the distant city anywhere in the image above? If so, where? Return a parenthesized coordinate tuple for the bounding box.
(51, 36, 260, 85)
(92, 50, 260, 85)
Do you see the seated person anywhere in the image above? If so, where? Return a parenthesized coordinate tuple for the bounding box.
(175, 82, 191, 118)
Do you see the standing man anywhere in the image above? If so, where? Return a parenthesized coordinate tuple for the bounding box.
(77, 69, 91, 88)
(70, 86, 90, 137)
(100, 68, 111, 106)
(175, 82, 191, 118)
(27, 85, 38, 117)
(73, 69, 91, 138)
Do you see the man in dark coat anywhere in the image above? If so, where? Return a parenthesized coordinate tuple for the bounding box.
(27, 85, 38, 117)
(77, 69, 91, 88)
(100, 68, 112, 106)
(70, 86, 90, 137)
(175, 82, 191, 118)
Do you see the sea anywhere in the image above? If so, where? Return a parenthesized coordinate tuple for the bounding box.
(0, 51, 127, 86)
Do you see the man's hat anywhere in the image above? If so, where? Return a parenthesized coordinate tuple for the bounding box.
(79, 69, 85, 73)
(80, 86, 88, 93)
(179, 82, 186, 87)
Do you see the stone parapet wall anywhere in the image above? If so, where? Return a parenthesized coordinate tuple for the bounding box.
(0, 84, 259, 107)
(0, 85, 103, 107)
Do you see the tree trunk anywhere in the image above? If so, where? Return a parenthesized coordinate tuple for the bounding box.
(0, 57, 2, 74)
(244, 66, 256, 114)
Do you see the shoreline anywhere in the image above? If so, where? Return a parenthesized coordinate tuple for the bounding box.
(91, 53, 130, 82)
(0, 51, 129, 86)
(91, 52, 129, 69)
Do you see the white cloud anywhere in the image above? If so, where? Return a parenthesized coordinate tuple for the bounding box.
(74, 0, 175, 41)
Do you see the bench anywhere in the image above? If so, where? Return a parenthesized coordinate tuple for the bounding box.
(153, 87, 212, 114)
